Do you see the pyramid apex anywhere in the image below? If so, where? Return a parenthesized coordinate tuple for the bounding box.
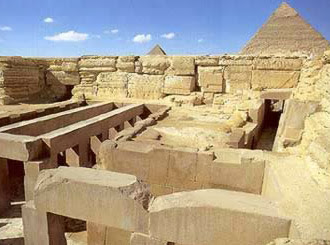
(274, 2, 298, 17)
(147, 44, 167, 55)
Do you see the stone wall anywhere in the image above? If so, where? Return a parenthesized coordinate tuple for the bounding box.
(0, 55, 306, 104)
(73, 55, 305, 102)
(277, 50, 330, 173)
(0, 57, 43, 104)
(98, 141, 265, 196)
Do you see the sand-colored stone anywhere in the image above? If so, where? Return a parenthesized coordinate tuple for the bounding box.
(198, 66, 224, 92)
(149, 189, 291, 245)
(34, 167, 150, 233)
(166, 56, 195, 76)
(128, 74, 164, 99)
(163, 75, 195, 95)
(251, 70, 300, 90)
(130, 233, 167, 245)
(139, 56, 170, 75)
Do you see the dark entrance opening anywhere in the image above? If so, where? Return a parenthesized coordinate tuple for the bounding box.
(61, 85, 74, 101)
(255, 99, 284, 151)
(7, 160, 25, 202)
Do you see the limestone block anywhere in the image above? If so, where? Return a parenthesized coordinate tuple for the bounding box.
(88, 222, 132, 245)
(267, 238, 330, 245)
(49, 61, 78, 72)
(47, 71, 80, 85)
(128, 74, 164, 99)
(253, 57, 303, 71)
(149, 189, 291, 245)
(130, 233, 167, 245)
(79, 56, 117, 71)
(251, 70, 300, 90)
(96, 72, 128, 98)
(163, 75, 195, 95)
(34, 167, 151, 233)
(167, 147, 198, 188)
(140, 56, 170, 75)
(224, 65, 252, 92)
(198, 66, 224, 92)
(22, 201, 66, 245)
(24, 159, 49, 201)
(166, 56, 195, 75)
(218, 56, 254, 66)
(195, 56, 219, 66)
(117, 56, 136, 73)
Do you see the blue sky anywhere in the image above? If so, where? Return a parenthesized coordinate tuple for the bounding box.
(0, 0, 329, 57)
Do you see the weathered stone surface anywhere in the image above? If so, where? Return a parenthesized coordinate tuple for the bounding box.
(34, 167, 151, 233)
(195, 56, 219, 66)
(22, 201, 66, 245)
(88, 222, 132, 245)
(163, 75, 195, 95)
(139, 56, 170, 75)
(166, 56, 195, 75)
(218, 56, 254, 66)
(149, 189, 291, 245)
(130, 233, 167, 245)
(79, 56, 117, 71)
(224, 65, 252, 92)
(253, 57, 303, 71)
(267, 238, 330, 245)
(96, 72, 128, 98)
(117, 56, 136, 73)
(47, 71, 80, 85)
(198, 66, 224, 92)
(128, 74, 164, 99)
(251, 70, 300, 90)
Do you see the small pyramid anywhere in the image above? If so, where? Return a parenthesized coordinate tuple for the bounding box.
(241, 2, 330, 56)
(147, 44, 166, 55)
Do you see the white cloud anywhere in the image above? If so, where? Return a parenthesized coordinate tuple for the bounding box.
(0, 26, 12, 31)
(132, 34, 152, 43)
(161, 32, 175, 39)
(198, 38, 204, 43)
(104, 29, 119, 34)
(44, 30, 89, 42)
(44, 17, 54, 23)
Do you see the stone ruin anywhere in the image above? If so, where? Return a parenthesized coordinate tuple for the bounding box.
(1, 2, 330, 245)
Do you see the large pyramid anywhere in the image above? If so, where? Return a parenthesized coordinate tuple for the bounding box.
(147, 44, 167, 55)
(240, 2, 330, 56)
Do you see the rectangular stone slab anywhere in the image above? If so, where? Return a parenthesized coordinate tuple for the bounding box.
(34, 167, 149, 233)
(149, 189, 291, 245)
(0, 133, 43, 161)
(0, 102, 114, 136)
(41, 104, 144, 153)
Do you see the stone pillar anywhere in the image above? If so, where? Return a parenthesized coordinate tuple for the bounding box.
(22, 201, 67, 245)
(65, 146, 80, 167)
(79, 138, 92, 167)
(24, 159, 49, 201)
(0, 158, 10, 214)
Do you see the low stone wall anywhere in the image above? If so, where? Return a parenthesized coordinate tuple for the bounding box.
(0, 55, 306, 104)
(23, 167, 292, 245)
(98, 141, 265, 195)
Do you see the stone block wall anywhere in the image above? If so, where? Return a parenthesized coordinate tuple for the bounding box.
(98, 141, 265, 196)
(73, 55, 305, 101)
(0, 57, 43, 104)
(0, 55, 305, 104)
